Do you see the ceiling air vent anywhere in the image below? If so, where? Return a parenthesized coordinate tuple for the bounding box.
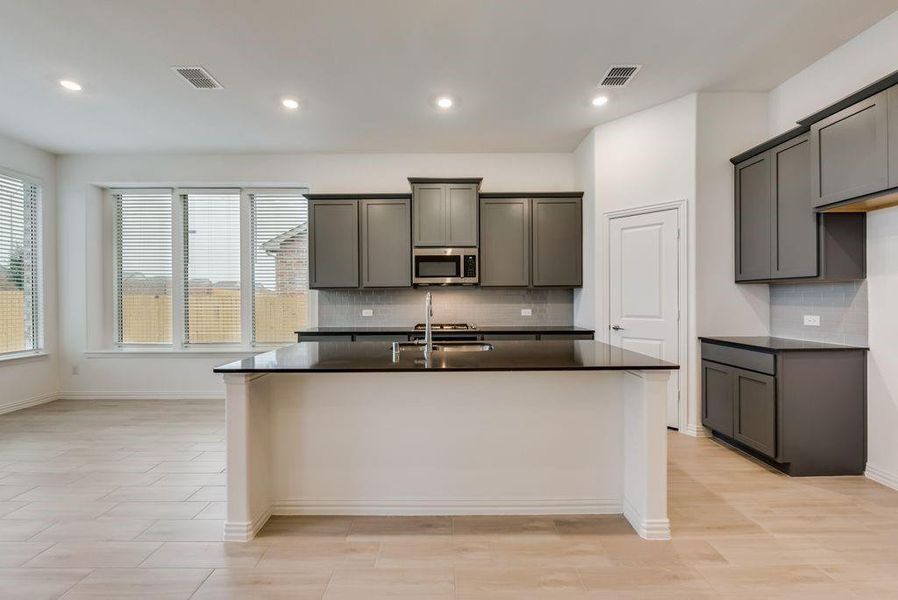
(599, 65, 642, 88)
(171, 66, 223, 89)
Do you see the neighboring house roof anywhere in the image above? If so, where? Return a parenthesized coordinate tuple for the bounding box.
(262, 224, 308, 254)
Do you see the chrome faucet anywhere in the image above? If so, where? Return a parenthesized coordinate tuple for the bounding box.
(424, 291, 433, 358)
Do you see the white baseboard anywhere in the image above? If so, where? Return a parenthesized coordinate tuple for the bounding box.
(623, 498, 670, 541)
(270, 498, 622, 517)
(865, 462, 898, 491)
(0, 391, 59, 415)
(58, 390, 224, 401)
(680, 423, 710, 438)
(224, 508, 272, 542)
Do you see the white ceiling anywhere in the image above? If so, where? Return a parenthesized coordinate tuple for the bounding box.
(1, 0, 896, 154)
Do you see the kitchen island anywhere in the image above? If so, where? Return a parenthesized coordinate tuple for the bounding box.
(214, 340, 678, 542)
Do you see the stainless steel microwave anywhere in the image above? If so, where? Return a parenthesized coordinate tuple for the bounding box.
(413, 248, 479, 285)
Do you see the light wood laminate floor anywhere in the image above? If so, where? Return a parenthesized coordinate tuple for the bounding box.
(0, 399, 896, 599)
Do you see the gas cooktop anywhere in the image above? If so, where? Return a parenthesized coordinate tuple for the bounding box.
(413, 323, 476, 331)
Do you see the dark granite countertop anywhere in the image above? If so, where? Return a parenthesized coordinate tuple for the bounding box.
(700, 336, 868, 352)
(215, 340, 677, 373)
(296, 325, 595, 335)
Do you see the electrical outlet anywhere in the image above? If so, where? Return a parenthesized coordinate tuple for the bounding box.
(803, 314, 821, 327)
(71, 365, 79, 375)
(521, 308, 532, 317)
(361, 309, 373, 317)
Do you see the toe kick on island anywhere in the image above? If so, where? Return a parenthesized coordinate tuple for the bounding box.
(215, 340, 677, 542)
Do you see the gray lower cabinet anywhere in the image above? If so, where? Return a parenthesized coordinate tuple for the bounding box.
(735, 153, 772, 281)
(811, 91, 890, 208)
(360, 198, 411, 288)
(539, 333, 594, 340)
(700, 340, 866, 476)
(481, 334, 538, 341)
(309, 199, 359, 289)
(702, 360, 734, 437)
(733, 368, 776, 458)
(531, 197, 582, 287)
(412, 182, 478, 247)
(480, 198, 530, 286)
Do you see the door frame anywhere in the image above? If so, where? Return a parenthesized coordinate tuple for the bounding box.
(603, 199, 689, 432)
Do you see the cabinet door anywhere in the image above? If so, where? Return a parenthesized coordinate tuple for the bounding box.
(360, 199, 411, 288)
(531, 197, 582, 287)
(733, 367, 777, 458)
(702, 360, 734, 437)
(889, 86, 898, 187)
(480, 198, 530, 286)
(309, 200, 359, 288)
(446, 184, 478, 246)
(412, 183, 446, 246)
(735, 153, 772, 281)
(771, 134, 817, 279)
(810, 91, 889, 208)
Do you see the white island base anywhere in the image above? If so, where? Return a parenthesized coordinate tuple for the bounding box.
(223, 369, 671, 542)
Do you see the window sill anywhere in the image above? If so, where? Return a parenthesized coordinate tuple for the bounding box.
(84, 346, 280, 359)
(0, 350, 49, 365)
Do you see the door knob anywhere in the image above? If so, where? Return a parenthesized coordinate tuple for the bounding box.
(610, 325, 625, 331)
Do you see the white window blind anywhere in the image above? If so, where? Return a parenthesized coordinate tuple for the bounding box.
(250, 189, 310, 344)
(182, 190, 241, 344)
(113, 190, 173, 344)
(0, 172, 41, 355)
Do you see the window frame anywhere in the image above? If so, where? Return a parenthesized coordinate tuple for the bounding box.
(111, 188, 175, 348)
(0, 166, 43, 358)
(108, 185, 312, 352)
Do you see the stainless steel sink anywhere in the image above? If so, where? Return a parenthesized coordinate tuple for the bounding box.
(432, 341, 494, 352)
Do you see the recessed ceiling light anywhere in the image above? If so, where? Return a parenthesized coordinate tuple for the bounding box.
(59, 79, 82, 92)
(281, 98, 300, 110)
(591, 95, 609, 107)
(436, 96, 454, 109)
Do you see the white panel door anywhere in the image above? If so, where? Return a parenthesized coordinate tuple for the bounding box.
(609, 209, 680, 428)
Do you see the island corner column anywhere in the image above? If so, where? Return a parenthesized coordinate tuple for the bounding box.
(622, 369, 672, 540)
(223, 373, 272, 542)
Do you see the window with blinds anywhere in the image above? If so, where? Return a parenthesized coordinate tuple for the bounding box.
(182, 190, 241, 344)
(250, 189, 310, 344)
(114, 190, 173, 344)
(0, 172, 41, 355)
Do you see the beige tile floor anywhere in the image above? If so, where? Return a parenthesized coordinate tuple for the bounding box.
(0, 399, 896, 599)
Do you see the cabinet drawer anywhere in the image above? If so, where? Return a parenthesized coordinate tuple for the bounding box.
(539, 333, 594, 340)
(701, 342, 775, 375)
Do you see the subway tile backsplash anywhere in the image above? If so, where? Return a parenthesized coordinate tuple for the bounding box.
(317, 288, 574, 327)
(769, 281, 868, 346)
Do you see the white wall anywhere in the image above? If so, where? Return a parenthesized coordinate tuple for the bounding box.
(574, 92, 772, 436)
(766, 9, 898, 488)
(575, 94, 701, 431)
(56, 152, 575, 398)
(0, 133, 58, 413)
(694, 92, 770, 338)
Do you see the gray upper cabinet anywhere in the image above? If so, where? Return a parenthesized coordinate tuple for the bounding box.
(735, 153, 772, 281)
(810, 91, 889, 208)
(531, 197, 582, 287)
(446, 184, 478, 246)
(411, 180, 479, 247)
(480, 197, 530, 287)
(771, 134, 817, 279)
(360, 198, 411, 288)
(412, 183, 445, 246)
(889, 85, 898, 186)
(309, 199, 359, 289)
